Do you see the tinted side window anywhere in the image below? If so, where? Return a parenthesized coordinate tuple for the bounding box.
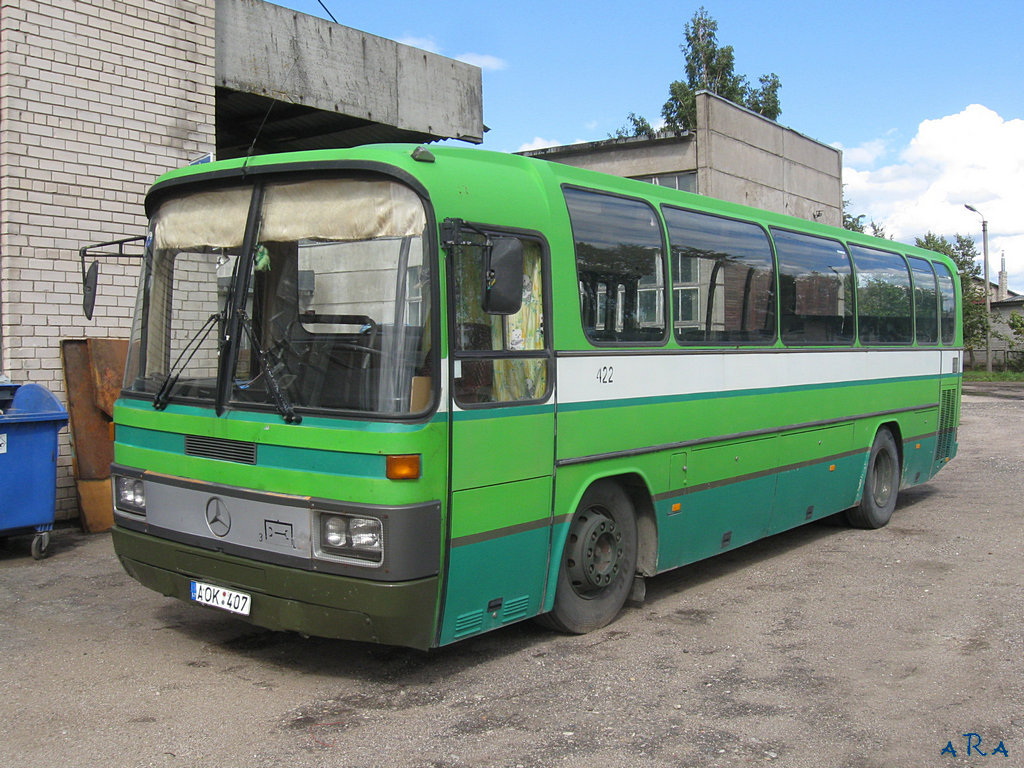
(850, 245, 913, 344)
(908, 256, 939, 344)
(773, 229, 854, 346)
(663, 207, 775, 345)
(564, 187, 665, 344)
(934, 262, 957, 345)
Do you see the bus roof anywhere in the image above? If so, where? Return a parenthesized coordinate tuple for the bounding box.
(148, 144, 952, 267)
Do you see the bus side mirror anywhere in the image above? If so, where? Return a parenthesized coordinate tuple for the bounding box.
(83, 260, 99, 320)
(482, 237, 523, 315)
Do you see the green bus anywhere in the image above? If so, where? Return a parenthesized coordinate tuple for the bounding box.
(101, 144, 961, 649)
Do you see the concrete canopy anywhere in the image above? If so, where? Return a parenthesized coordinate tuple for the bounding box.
(215, 0, 483, 158)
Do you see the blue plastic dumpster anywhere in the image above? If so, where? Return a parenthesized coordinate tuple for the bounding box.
(0, 382, 69, 559)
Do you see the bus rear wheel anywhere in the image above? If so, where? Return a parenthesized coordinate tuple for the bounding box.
(541, 480, 638, 634)
(847, 428, 900, 529)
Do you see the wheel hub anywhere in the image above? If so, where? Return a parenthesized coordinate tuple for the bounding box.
(873, 451, 895, 506)
(565, 509, 624, 596)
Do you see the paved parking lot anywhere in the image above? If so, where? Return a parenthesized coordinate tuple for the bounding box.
(1, 390, 1021, 768)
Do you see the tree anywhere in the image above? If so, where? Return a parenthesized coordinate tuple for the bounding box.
(662, 7, 782, 132)
(843, 194, 866, 232)
(615, 7, 782, 137)
(915, 232, 989, 362)
(867, 221, 891, 239)
(611, 112, 655, 140)
(1009, 312, 1024, 346)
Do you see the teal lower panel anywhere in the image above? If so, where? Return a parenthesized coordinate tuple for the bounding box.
(903, 435, 939, 487)
(770, 455, 864, 534)
(656, 474, 776, 572)
(655, 454, 868, 572)
(439, 526, 550, 645)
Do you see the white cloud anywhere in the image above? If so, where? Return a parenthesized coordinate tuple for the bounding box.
(517, 137, 561, 152)
(394, 39, 507, 72)
(396, 35, 441, 54)
(844, 105, 1024, 291)
(515, 137, 593, 152)
(454, 53, 508, 71)
(833, 138, 888, 167)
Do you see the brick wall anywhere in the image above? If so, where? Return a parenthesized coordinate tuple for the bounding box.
(0, 0, 216, 518)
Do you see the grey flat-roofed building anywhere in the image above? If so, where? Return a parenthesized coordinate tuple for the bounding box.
(521, 91, 843, 227)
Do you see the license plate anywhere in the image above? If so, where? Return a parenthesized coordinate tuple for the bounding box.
(190, 581, 251, 616)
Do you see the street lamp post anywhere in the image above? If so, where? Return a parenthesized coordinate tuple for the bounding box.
(964, 204, 992, 372)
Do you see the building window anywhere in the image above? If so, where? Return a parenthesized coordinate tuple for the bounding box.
(634, 172, 697, 194)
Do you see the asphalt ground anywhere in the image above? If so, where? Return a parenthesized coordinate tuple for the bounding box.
(1, 388, 1020, 768)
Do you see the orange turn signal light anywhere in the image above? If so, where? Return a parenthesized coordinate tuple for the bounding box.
(386, 454, 421, 480)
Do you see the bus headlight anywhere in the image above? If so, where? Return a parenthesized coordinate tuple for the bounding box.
(323, 516, 347, 548)
(317, 513, 383, 564)
(114, 475, 146, 515)
(349, 517, 382, 551)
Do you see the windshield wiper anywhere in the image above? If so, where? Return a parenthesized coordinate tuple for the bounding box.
(237, 310, 302, 424)
(153, 312, 222, 410)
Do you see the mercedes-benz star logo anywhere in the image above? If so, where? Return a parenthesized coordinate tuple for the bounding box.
(205, 497, 231, 537)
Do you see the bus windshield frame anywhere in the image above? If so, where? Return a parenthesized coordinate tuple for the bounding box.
(122, 173, 437, 421)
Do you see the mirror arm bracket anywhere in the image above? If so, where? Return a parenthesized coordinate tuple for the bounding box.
(78, 234, 147, 320)
(440, 218, 492, 254)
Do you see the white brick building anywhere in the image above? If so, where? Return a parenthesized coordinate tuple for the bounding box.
(1, 0, 216, 517)
(0, 0, 482, 520)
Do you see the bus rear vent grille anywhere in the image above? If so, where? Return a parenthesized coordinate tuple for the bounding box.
(184, 435, 258, 465)
(936, 388, 958, 460)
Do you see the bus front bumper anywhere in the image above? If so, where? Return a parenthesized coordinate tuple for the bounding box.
(112, 525, 440, 650)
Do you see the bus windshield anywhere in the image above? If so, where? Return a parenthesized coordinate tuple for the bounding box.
(123, 176, 433, 418)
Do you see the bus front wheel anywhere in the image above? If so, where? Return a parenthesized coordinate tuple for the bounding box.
(541, 480, 638, 634)
(847, 428, 900, 529)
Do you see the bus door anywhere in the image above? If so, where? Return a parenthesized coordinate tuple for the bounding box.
(439, 227, 555, 644)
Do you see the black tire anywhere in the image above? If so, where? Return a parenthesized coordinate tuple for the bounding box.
(846, 428, 900, 529)
(540, 480, 638, 634)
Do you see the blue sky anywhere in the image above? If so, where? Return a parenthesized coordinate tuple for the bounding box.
(278, 0, 1024, 288)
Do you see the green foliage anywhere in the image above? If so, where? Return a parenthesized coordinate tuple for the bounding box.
(619, 7, 782, 136)
(842, 187, 864, 232)
(915, 232, 989, 352)
(868, 221, 891, 239)
(843, 211, 865, 233)
(963, 369, 1024, 382)
(1009, 312, 1024, 344)
(661, 7, 782, 131)
(611, 112, 656, 140)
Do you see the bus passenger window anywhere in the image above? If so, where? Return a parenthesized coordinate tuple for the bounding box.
(772, 229, 854, 346)
(850, 245, 913, 344)
(908, 256, 939, 344)
(451, 235, 549, 405)
(564, 187, 666, 344)
(934, 262, 957, 345)
(663, 207, 775, 345)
